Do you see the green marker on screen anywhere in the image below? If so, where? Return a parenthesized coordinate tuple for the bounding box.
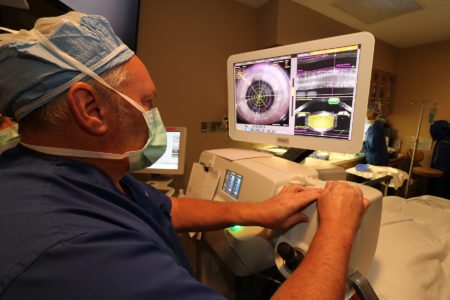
(328, 97, 340, 104)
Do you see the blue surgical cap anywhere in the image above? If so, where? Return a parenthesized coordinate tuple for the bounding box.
(0, 12, 134, 121)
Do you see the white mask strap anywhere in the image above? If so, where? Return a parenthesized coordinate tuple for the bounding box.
(19, 107, 159, 160)
(20, 142, 129, 159)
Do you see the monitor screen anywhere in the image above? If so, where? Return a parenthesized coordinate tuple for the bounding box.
(133, 127, 187, 175)
(0, 0, 140, 51)
(227, 32, 374, 154)
(222, 169, 243, 200)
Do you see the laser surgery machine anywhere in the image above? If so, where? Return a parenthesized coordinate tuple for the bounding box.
(187, 32, 380, 299)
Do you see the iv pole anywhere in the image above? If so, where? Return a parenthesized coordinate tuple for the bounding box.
(404, 100, 427, 198)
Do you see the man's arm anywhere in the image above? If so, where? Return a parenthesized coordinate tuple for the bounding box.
(271, 182, 370, 300)
(170, 185, 322, 232)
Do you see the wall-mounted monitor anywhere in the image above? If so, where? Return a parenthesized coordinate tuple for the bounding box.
(133, 127, 187, 176)
(58, 0, 140, 51)
(0, 0, 140, 51)
(227, 32, 374, 154)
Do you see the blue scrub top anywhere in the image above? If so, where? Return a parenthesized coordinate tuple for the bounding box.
(0, 146, 226, 299)
(363, 120, 389, 166)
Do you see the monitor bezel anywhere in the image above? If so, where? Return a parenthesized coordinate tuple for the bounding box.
(227, 32, 375, 154)
(133, 126, 187, 175)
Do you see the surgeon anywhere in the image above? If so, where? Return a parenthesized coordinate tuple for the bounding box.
(363, 102, 389, 166)
(0, 12, 369, 300)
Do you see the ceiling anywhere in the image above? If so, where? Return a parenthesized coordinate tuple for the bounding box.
(2, 0, 448, 48)
(235, 0, 450, 48)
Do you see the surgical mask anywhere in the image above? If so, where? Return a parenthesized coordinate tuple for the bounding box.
(0, 124, 20, 154)
(128, 108, 167, 171)
(14, 26, 167, 171)
(22, 106, 167, 172)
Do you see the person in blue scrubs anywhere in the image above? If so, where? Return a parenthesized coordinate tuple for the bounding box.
(0, 12, 369, 300)
(363, 102, 389, 166)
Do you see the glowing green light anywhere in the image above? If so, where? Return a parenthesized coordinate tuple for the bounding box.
(230, 225, 242, 232)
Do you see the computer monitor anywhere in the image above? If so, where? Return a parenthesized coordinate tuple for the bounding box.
(227, 32, 374, 154)
(134, 127, 187, 175)
(0, 0, 140, 52)
(58, 0, 140, 51)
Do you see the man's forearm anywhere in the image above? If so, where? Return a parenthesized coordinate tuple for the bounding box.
(170, 197, 255, 232)
(170, 187, 321, 232)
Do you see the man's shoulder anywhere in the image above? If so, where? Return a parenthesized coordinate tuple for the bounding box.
(0, 149, 138, 290)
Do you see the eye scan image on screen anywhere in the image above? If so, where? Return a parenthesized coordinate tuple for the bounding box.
(295, 47, 358, 139)
(228, 32, 374, 154)
(234, 46, 359, 139)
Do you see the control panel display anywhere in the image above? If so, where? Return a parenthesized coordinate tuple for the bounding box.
(222, 169, 243, 199)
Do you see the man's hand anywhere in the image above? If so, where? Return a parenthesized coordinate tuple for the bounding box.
(271, 182, 371, 300)
(249, 184, 322, 229)
(318, 181, 370, 235)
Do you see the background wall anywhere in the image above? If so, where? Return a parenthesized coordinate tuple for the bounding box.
(276, 0, 355, 44)
(386, 40, 450, 167)
(138, 0, 259, 189)
(137, 0, 447, 190)
(256, 0, 399, 73)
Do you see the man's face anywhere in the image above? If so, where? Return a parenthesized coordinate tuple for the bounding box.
(120, 56, 157, 112)
(110, 56, 158, 152)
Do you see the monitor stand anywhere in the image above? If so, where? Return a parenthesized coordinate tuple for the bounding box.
(282, 148, 314, 163)
(146, 174, 175, 197)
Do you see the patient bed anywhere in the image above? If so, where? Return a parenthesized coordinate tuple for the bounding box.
(367, 195, 450, 300)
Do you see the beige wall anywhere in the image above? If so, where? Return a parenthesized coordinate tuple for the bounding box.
(372, 40, 398, 74)
(137, 0, 403, 189)
(255, 0, 278, 49)
(276, 0, 355, 44)
(137, 0, 258, 189)
(387, 40, 450, 167)
(275, 0, 399, 72)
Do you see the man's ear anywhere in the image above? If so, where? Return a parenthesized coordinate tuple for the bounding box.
(67, 82, 107, 136)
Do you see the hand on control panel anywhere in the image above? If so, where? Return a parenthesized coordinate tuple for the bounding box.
(318, 181, 370, 235)
(252, 184, 323, 229)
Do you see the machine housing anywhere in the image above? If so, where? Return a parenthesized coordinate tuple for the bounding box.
(194, 149, 382, 279)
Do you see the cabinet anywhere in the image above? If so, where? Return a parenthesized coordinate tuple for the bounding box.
(369, 69, 396, 116)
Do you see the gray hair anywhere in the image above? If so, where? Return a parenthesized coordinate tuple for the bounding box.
(19, 65, 132, 133)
